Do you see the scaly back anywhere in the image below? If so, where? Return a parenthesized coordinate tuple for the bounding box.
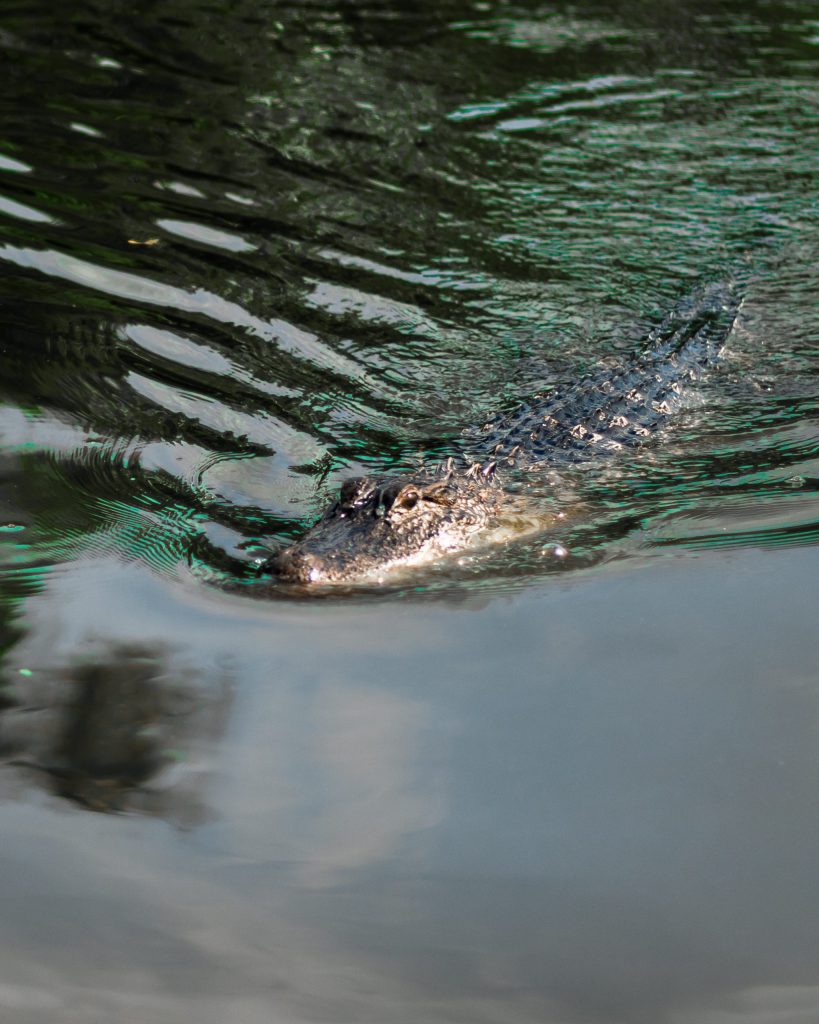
(474, 281, 741, 467)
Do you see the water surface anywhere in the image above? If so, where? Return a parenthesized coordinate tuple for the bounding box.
(1, 1, 819, 1021)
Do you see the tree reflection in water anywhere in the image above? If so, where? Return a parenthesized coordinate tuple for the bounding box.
(1, 642, 231, 821)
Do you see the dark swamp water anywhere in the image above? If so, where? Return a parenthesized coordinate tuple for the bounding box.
(1, 0, 819, 1021)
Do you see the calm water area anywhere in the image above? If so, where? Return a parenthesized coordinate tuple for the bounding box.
(1, 1, 819, 1021)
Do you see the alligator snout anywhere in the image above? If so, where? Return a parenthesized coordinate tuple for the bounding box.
(265, 547, 330, 584)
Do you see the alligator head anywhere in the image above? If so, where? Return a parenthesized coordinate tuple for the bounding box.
(265, 470, 500, 584)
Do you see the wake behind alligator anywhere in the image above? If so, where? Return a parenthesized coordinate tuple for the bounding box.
(264, 282, 741, 584)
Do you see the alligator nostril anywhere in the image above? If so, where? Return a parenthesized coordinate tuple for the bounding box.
(265, 548, 327, 583)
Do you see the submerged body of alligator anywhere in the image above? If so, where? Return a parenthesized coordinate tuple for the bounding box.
(265, 282, 740, 584)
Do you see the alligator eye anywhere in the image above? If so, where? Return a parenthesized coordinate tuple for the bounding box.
(339, 476, 378, 512)
(340, 477, 364, 505)
(395, 488, 419, 510)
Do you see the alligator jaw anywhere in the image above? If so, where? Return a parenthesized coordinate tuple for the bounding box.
(267, 537, 453, 585)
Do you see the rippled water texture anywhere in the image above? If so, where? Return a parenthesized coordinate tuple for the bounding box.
(1, 0, 818, 595)
(1, 2, 819, 1022)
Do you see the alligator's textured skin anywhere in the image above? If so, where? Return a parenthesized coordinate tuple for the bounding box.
(265, 282, 740, 584)
(475, 282, 737, 467)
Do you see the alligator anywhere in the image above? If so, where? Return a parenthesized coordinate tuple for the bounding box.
(264, 282, 740, 584)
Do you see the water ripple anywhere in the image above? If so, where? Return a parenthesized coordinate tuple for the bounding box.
(0, 0, 817, 592)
